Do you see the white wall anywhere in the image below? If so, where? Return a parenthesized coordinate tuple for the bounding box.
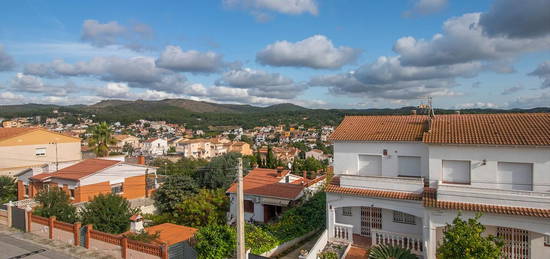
(80, 163, 155, 186)
(333, 141, 429, 178)
(334, 207, 422, 236)
(428, 145, 550, 191)
(228, 194, 265, 223)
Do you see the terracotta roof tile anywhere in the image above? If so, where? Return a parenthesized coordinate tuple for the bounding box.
(424, 113, 550, 146)
(30, 159, 120, 181)
(226, 168, 304, 200)
(145, 223, 197, 246)
(326, 183, 423, 201)
(329, 115, 428, 142)
(0, 128, 35, 141)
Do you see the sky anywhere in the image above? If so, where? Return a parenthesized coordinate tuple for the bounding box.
(1, 0, 550, 109)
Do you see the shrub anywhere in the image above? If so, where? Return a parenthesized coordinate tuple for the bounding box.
(368, 244, 417, 259)
(0, 176, 17, 204)
(126, 230, 160, 243)
(194, 225, 236, 259)
(34, 188, 77, 223)
(245, 224, 279, 254)
(319, 251, 338, 259)
(153, 174, 198, 213)
(80, 193, 139, 234)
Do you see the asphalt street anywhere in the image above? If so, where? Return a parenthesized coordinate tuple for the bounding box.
(0, 233, 76, 259)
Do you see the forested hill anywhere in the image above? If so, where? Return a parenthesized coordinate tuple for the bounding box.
(0, 99, 549, 129)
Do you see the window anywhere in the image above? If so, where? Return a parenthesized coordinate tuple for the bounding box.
(358, 155, 382, 176)
(442, 160, 471, 184)
(244, 200, 254, 213)
(393, 211, 416, 225)
(497, 162, 533, 191)
(24, 185, 29, 197)
(398, 156, 421, 177)
(35, 148, 46, 156)
(111, 183, 124, 194)
(342, 207, 352, 216)
(70, 189, 75, 199)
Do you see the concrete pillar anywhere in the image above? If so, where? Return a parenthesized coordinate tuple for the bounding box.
(25, 207, 32, 232)
(121, 237, 128, 259)
(327, 204, 335, 239)
(423, 211, 436, 259)
(48, 216, 56, 239)
(7, 201, 13, 228)
(85, 224, 93, 248)
(73, 222, 81, 246)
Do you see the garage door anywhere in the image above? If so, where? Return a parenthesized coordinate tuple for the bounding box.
(398, 156, 421, 177)
(497, 162, 533, 191)
(358, 155, 382, 176)
(442, 160, 470, 184)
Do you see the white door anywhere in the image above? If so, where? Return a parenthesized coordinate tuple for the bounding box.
(398, 156, 421, 177)
(497, 162, 533, 191)
(442, 160, 470, 184)
(358, 155, 382, 176)
(360, 207, 382, 237)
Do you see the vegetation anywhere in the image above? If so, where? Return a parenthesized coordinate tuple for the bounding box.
(0, 176, 17, 204)
(291, 157, 327, 177)
(122, 142, 135, 156)
(33, 188, 78, 223)
(437, 213, 503, 259)
(368, 244, 417, 259)
(194, 152, 251, 190)
(153, 174, 198, 213)
(194, 224, 236, 259)
(126, 230, 160, 243)
(80, 193, 139, 234)
(87, 121, 117, 157)
(151, 157, 208, 177)
(245, 224, 278, 254)
(319, 251, 339, 259)
(172, 189, 229, 228)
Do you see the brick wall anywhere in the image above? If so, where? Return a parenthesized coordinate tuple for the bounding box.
(17, 180, 25, 200)
(77, 181, 110, 202)
(122, 175, 146, 200)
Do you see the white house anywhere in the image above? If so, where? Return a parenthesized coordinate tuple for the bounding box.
(310, 113, 550, 259)
(142, 138, 168, 156)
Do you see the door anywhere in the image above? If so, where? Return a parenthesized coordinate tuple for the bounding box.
(11, 207, 26, 231)
(360, 207, 382, 237)
(497, 162, 533, 191)
(497, 227, 529, 259)
(358, 155, 382, 176)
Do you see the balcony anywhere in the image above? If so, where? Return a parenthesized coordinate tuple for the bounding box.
(437, 181, 550, 210)
(339, 175, 424, 194)
(371, 229, 423, 255)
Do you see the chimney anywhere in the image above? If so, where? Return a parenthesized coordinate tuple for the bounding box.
(276, 166, 284, 177)
(137, 156, 145, 165)
(411, 109, 417, 115)
(129, 214, 143, 232)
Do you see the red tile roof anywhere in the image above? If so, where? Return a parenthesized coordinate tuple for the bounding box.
(0, 128, 36, 141)
(329, 115, 428, 142)
(30, 159, 120, 181)
(226, 168, 304, 200)
(326, 184, 423, 200)
(330, 113, 550, 146)
(424, 113, 550, 146)
(145, 223, 197, 246)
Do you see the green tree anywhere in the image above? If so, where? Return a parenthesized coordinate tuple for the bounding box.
(173, 189, 229, 227)
(0, 176, 17, 204)
(153, 174, 198, 213)
(34, 188, 77, 223)
(437, 213, 503, 259)
(122, 142, 135, 156)
(266, 145, 277, 169)
(292, 157, 325, 177)
(195, 152, 241, 189)
(87, 122, 117, 157)
(194, 224, 236, 259)
(80, 193, 139, 234)
(245, 224, 278, 254)
(255, 148, 264, 168)
(152, 157, 208, 176)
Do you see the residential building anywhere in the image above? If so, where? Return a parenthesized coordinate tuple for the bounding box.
(2, 120, 20, 128)
(176, 139, 212, 159)
(226, 167, 325, 224)
(0, 128, 82, 177)
(142, 138, 168, 156)
(225, 141, 253, 156)
(317, 113, 550, 259)
(305, 149, 325, 161)
(113, 134, 140, 151)
(16, 158, 156, 203)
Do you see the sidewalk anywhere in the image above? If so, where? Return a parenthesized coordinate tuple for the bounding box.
(0, 224, 116, 259)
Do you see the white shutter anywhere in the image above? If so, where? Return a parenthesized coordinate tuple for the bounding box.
(398, 156, 421, 177)
(358, 155, 382, 176)
(442, 160, 470, 184)
(497, 162, 532, 191)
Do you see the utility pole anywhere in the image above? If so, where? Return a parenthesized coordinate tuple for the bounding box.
(236, 157, 245, 259)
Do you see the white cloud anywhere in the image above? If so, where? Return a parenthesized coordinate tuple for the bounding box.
(156, 45, 224, 73)
(529, 61, 550, 88)
(223, 0, 318, 15)
(257, 35, 361, 69)
(454, 102, 499, 109)
(81, 20, 126, 47)
(479, 0, 550, 39)
(0, 45, 16, 71)
(0, 91, 25, 105)
(404, 0, 447, 17)
(507, 91, 550, 108)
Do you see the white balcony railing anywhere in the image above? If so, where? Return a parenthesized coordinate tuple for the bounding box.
(339, 175, 424, 194)
(331, 223, 353, 244)
(371, 229, 423, 255)
(437, 182, 550, 210)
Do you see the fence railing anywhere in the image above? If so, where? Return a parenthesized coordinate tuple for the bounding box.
(331, 223, 353, 244)
(371, 229, 423, 255)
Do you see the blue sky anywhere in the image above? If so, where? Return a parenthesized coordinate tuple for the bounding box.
(1, 0, 549, 109)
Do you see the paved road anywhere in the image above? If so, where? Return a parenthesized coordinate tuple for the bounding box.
(0, 233, 76, 259)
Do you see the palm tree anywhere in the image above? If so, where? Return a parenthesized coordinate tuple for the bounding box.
(88, 122, 117, 157)
(368, 244, 418, 259)
(0, 176, 17, 203)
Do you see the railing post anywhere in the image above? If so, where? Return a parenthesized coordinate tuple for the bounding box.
(85, 224, 93, 249)
(73, 222, 81, 246)
(121, 237, 128, 259)
(48, 216, 56, 239)
(26, 210, 32, 232)
(161, 243, 169, 259)
(7, 201, 13, 228)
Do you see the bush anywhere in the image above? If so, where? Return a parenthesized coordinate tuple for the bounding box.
(245, 224, 279, 254)
(34, 188, 77, 223)
(173, 189, 228, 227)
(368, 244, 417, 259)
(126, 230, 160, 243)
(0, 176, 17, 204)
(319, 251, 338, 259)
(80, 193, 139, 234)
(153, 174, 198, 213)
(194, 224, 236, 259)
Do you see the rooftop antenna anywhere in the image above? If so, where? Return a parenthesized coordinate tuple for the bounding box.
(418, 96, 435, 118)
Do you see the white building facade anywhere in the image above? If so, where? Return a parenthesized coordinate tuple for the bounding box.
(319, 114, 550, 259)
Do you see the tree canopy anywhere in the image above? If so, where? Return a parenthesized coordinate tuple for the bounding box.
(34, 188, 77, 223)
(153, 174, 198, 213)
(194, 224, 236, 259)
(80, 193, 139, 234)
(437, 213, 503, 259)
(0, 176, 17, 204)
(172, 188, 229, 228)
